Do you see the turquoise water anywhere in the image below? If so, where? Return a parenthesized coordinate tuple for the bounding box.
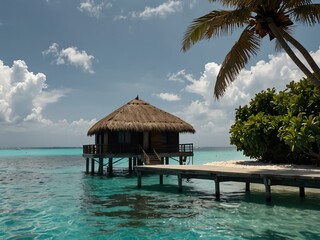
(1, 147, 320, 239)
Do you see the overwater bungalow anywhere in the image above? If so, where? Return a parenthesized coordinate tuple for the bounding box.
(83, 96, 195, 176)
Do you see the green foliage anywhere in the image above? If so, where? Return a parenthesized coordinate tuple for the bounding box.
(230, 78, 320, 164)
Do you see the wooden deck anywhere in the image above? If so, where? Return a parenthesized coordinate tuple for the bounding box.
(135, 164, 320, 202)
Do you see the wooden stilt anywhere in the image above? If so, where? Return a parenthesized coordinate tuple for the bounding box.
(98, 158, 103, 176)
(137, 172, 142, 188)
(179, 156, 183, 165)
(245, 182, 250, 192)
(299, 187, 305, 198)
(165, 157, 169, 165)
(129, 157, 132, 173)
(264, 178, 272, 202)
(86, 158, 89, 174)
(91, 158, 95, 175)
(108, 158, 113, 176)
(159, 174, 163, 185)
(215, 176, 220, 201)
(178, 174, 182, 192)
(133, 157, 137, 167)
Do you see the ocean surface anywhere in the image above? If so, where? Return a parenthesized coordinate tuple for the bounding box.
(1, 147, 320, 239)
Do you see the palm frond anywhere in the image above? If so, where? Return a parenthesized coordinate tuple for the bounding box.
(284, 0, 313, 9)
(214, 28, 261, 99)
(182, 9, 250, 52)
(209, 0, 257, 7)
(292, 4, 320, 26)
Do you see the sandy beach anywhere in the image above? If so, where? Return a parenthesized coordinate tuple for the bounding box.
(205, 159, 320, 171)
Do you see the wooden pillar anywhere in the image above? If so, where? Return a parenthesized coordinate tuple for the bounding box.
(137, 172, 142, 188)
(98, 158, 103, 176)
(215, 176, 220, 201)
(108, 158, 113, 176)
(128, 157, 133, 173)
(165, 157, 169, 165)
(91, 158, 95, 175)
(86, 158, 89, 174)
(133, 157, 137, 167)
(264, 178, 272, 203)
(299, 187, 305, 198)
(178, 174, 183, 192)
(179, 156, 183, 165)
(159, 174, 163, 185)
(245, 182, 250, 192)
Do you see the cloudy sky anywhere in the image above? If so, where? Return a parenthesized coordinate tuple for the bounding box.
(0, 0, 319, 148)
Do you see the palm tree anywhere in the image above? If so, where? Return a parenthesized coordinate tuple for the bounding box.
(182, 0, 320, 99)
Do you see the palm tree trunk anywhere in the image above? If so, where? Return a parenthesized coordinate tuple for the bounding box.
(266, 18, 320, 89)
(280, 30, 320, 76)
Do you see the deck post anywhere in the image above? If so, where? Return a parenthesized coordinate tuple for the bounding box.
(178, 174, 183, 192)
(159, 174, 163, 185)
(133, 157, 137, 167)
(179, 156, 183, 165)
(86, 158, 89, 174)
(165, 157, 169, 165)
(91, 158, 95, 175)
(108, 158, 113, 176)
(245, 182, 250, 192)
(299, 187, 305, 198)
(98, 158, 103, 176)
(214, 176, 220, 201)
(264, 178, 272, 202)
(129, 157, 133, 173)
(137, 171, 142, 188)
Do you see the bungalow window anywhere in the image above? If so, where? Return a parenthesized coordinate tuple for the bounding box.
(161, 132, 168, 144)
(118, 131, 131, 144)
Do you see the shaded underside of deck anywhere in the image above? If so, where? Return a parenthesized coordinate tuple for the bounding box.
(135, 165, 320, 202)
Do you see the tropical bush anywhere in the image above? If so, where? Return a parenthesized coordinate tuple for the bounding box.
(230, 78, 320, 164)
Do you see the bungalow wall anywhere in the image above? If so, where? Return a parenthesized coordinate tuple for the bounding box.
(151, 131, 179, 153)
(94, 131, 179, 154)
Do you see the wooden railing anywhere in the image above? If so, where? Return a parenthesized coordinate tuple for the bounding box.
(140, 146, 150, 165)
(83, 143, 193, 155)
(179, 143, 193, 153)
(83, 144, 140, 155)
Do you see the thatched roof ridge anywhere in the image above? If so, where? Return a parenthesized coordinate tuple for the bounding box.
(87, 97, 195, 136)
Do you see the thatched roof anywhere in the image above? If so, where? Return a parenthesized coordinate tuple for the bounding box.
(87, 97, 195, 136)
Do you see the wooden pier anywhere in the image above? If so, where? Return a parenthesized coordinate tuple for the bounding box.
(135, 164, 320, 202)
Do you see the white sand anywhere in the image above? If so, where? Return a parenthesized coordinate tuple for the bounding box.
(205, 160, 320, 171)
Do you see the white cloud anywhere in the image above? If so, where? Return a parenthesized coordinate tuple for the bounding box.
(43, 43, 95, 74)
(167, 69, 194, 83)
(155, 92, 181, 101)
(0, 59, 98, 147)
(78, 0, 112, 18)
(131, 1, 183, 20)
(174, 48, 320, 147)
(188, 0, 197, 8)
(0, 60, 68, 124)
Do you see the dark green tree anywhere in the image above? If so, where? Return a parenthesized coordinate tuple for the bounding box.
(230, 78, 320, 164)
(182, 0, 320, 99)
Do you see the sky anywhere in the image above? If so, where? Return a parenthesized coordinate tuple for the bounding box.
(0, 0, 319, 148)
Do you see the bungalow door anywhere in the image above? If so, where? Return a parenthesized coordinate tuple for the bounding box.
(143, 132, 150, 152)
